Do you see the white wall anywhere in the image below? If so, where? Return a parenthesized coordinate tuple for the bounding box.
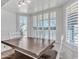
(56, 6, 64, 43)
(1, 9, 16, 40)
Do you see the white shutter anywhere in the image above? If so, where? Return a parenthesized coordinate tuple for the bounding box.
(66, 2, 78, 46)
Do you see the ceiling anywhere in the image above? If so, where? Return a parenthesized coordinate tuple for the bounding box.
(1, 0, 69, 13)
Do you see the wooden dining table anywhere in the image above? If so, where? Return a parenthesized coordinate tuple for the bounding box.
(1, 37, 55, 59)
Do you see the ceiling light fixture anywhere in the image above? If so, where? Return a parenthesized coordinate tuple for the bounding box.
(26, 0, 31, 4)
(22, 2, 26, 5)
(18, 1, 21, 7)
(17, 0, 31, 7)
(18, 4, 21, 7)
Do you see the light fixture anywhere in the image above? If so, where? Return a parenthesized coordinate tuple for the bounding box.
(18, 1, 21, 7)
(18, 4, 21, 7)
(17, 0, 31, 7)
(22, 2, 26, 5)
(26, 0, 31, 4)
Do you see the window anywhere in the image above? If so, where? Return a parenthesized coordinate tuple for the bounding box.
(32, 11, 56, 40)
(43, 13, 49, 39)
(38, 14, 42, 29)
(19, 16, 27, 37)
(33, 16, 37, 30)
(66, 2, 78, 46)
(50, 12, 56, 39)
(32, 16, 37, 37)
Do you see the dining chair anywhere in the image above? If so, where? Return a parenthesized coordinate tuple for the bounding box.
(9, 32, 22, 39)
(56, 35, 64, 59)
(39, 49, 57, 59)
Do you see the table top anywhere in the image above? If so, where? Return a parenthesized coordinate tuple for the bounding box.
(1, 37, 55, 58)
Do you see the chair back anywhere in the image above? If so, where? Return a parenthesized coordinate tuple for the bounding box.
(56, 35, 64, 59)
(9, 32, 22, 39)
